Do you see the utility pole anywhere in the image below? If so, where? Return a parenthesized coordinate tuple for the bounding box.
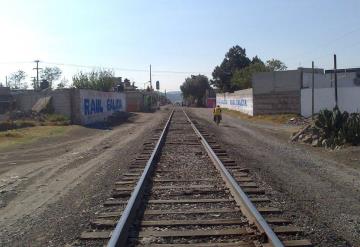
(5, 76, 8, 87)
(334, 54, 338, 107)
(33, 60, 42, 90)
(149, 64, 152, 90)
(311, 61, 315, 119)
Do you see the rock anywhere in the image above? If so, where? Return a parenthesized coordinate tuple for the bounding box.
(322, 139, 328, 147)
(311, 134, 319, 140)
(302, 135, 313, 144)
(312, 139, 320, 147)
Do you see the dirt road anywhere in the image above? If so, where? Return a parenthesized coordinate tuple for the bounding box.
(189, 108, 360, 247)
(0, 109, 169, 246)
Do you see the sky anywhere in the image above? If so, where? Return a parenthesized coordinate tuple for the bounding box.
(0, 0, 359, 91)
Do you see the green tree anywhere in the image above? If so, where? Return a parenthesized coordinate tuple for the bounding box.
(57, 77, 69, 89)
(211, 45, 251, 92)
(72, 69, 116, 92)
(8, 70, 27, 89)
(266, 59, 287, 71)
(41, 66, 62, 88)
(231, 62, 269, 89)
(180, 74, 210, 106)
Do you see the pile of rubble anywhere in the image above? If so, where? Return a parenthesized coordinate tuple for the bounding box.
(291, 107, 360, 149)
(287, 116, 311, 126)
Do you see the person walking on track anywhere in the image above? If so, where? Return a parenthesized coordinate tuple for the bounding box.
(213, 105, 222, 125)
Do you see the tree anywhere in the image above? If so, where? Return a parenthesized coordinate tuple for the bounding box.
(8, 70, 27, 89)
(57, 77, 69, 89)
(180, 74, 210, 106)
(41, 66, 62, 88)
(211, 45, 251, 92)
(72, 69, 116, 92)
(266, 59, 287, 71)
(251, 56, 264, 65)
(231, 62, 269, 89)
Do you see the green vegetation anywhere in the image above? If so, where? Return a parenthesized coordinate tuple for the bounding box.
(180, 74, 210, 106)
(72, 69, 116, 92)
(314, 107, 360, 146)
(40, 66, 62, 89)
(0, 126, 68, 149)
(211, 45, 286, 92)
(0, 120, 36, 131)
(0, 114, 70, 132)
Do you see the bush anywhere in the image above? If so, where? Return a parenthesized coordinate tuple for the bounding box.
(72, 69, 116, 92)
(46, 114, 69, 122)
(0, 120, 36, 131)
(314, 106, 360, 147)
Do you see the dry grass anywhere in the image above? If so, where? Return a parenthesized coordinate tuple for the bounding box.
(0, 126, 68, 149)
(223, 108, 299, 125)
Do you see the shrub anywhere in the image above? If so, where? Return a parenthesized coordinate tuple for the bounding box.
(72, 69, 116, 92)
(46, 114, 69, 122)
(314, 107, 360, 147)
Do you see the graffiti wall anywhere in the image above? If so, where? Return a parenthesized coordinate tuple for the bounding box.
(79, 89, 126, 124)
(216, 88, 254, 116)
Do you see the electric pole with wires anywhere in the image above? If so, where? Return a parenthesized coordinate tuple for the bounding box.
(33, 60, 42, 90)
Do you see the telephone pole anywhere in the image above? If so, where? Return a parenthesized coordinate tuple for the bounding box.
(334, 54, 338, 107)
(33, 60, 42, 90)
(311, 61, 315, 119)
(149, 64, 152, 90)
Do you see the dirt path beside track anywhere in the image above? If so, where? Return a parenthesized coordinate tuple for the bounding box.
(189, 107, 360, 247)
(0, 109, 169, 246)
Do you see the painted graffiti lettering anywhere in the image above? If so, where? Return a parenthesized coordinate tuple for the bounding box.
(229, 99, 247, 106)
(107, 99, 122, 111)
(84, 98, 123, 116)
(84, 98, 103, 115)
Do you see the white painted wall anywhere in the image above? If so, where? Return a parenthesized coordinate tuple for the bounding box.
(79, 90, 126, 124)
(301, 87, 360, 117)
(216, 89, 254, 116)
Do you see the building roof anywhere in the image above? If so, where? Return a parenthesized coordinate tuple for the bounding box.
(325, 67, 360, 73)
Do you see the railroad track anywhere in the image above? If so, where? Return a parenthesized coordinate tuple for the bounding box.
(78, 108, 312, 247)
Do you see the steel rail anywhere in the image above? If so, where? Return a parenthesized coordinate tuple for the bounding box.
(183, 109, 284, 247)
(107, 109, 175, 247)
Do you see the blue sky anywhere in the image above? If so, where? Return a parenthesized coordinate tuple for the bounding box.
(0, 0, 359, 91)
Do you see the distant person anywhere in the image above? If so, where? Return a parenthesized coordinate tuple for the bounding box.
(213, 105, 222, 125)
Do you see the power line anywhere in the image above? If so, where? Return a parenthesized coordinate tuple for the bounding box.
(284, 26, 360, 64)
(42, 61, 211, 75)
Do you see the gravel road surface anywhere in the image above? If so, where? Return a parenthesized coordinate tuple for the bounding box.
(0, 109, 169, 246)
(189, 107, 360, 247)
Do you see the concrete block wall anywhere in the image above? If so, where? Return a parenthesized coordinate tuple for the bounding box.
(11, 89, 127, 125)
(253, 70, 301, 95)
(126, 91, 144, 112)
(12, 89, 73, 117)
(253, 91, 301, 115)
(216, 89, 254, 116)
